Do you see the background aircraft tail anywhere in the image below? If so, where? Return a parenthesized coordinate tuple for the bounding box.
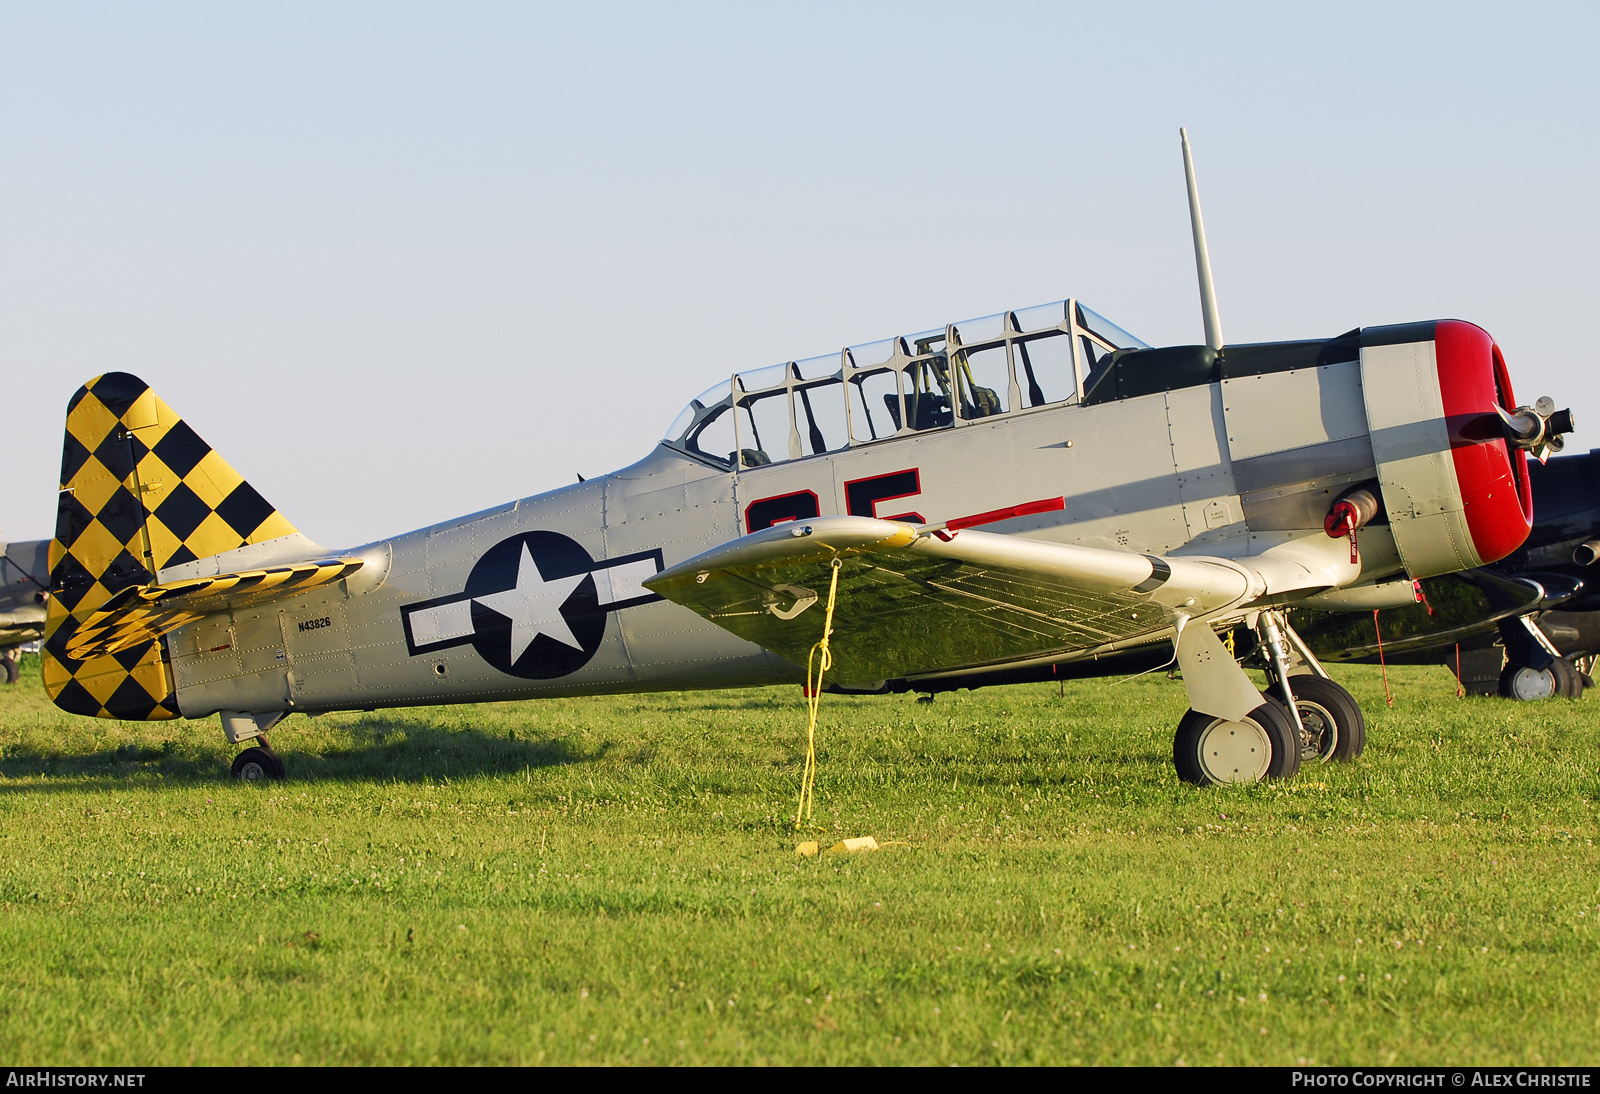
(44, 372, 298, 719)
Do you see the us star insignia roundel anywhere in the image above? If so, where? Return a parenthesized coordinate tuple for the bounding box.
(400, 531, 663, 679)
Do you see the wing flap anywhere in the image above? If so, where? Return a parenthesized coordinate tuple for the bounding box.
(63, 557, 364, 659)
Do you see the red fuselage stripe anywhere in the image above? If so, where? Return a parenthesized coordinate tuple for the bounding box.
(945, 496, 1067, 532)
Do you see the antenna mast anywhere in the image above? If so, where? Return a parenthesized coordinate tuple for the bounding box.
(1180, 127, 1224, 351)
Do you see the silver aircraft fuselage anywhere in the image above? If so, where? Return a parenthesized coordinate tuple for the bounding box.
(152, 314, 1527, 720)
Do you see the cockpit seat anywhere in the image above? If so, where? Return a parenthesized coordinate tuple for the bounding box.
(739, 448, 772, 467)
(886, 388, 988, 427)
(909, 394, 953, 430)
(893, 392, 952, 431)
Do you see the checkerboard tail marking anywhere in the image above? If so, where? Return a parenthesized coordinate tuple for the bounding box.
(44, 373, 299, 720)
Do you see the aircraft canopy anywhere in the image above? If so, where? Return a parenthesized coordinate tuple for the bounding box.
(663, 299, 1149, 470)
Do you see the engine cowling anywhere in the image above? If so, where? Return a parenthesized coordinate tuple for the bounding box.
(1360, 319, 1532, 578)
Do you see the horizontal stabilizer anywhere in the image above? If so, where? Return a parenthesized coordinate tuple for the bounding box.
(65, 556, 364, 660)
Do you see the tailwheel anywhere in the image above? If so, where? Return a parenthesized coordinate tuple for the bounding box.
(1174, 702, 1301, 786)
(1265, 675, 1365, 763)
(231, 745, 286, 782)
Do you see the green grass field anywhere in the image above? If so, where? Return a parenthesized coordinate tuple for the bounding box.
(0, 653, 1595, 1065)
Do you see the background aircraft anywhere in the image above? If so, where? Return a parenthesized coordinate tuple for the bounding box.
(0, 536, 49, 684)
(36, 138, 1576, 787)
(1294, 448, 1599, 699)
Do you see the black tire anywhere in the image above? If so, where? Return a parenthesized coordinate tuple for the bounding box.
(231, 746, 285, 782)
(1174, 701, 1302, 786)
(1261, 675, 1365, 763)
(1550, 657, 1585, 700)
(1499, 663, 1558, 701)
(1, 652, 19, 685)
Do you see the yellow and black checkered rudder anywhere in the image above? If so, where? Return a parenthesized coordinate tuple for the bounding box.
(44, 372, 297, 720)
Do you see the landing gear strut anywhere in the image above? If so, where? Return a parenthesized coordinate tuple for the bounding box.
(1248, 610, 1365, 764)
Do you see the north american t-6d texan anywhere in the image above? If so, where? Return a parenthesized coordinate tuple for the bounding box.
(41, 132, 1575, 785)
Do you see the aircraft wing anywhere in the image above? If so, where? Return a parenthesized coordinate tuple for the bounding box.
(644, 516, 1357, 686)
(63, 557, 365, 660)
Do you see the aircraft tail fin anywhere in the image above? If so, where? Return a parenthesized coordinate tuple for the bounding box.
(43, 372, 299, 720)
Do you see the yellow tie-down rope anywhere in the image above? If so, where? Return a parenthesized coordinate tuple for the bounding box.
(795, 556, 844, 830)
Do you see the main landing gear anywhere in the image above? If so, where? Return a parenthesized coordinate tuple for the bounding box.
(221, 710, 289, 782)
(1172, 609, 1365, 787)
(1271, 673, 1365, 762)
(1498, 659, 1583, 700)
(1173, 702, 1300, 785)
(1495, 615, 1589, 701)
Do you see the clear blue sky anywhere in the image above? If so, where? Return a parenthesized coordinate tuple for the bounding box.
(3, 2, 1595, 547)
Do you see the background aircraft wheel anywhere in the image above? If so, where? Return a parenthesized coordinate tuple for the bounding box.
(231, 746, 285, 782)
(1174, 702, 1301, 786)
(1499, 663, 1558, 701)
(1261, 676, 1365, 763)
(1549, 657, 1585, 699)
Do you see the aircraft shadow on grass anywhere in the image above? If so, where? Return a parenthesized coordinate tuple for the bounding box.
(0, 714, 609, 789)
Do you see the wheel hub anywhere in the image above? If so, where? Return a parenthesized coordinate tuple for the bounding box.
(237, 760, 268, 781)
(1296, 700, 1339, 762)
(1196, 716, 1272, 784)
(1507, 665, 1556, 701)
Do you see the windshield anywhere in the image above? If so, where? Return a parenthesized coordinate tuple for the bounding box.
(662, 380, 732, 442)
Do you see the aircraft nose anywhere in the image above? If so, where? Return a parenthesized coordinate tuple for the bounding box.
(1431, 320, 1533, 567)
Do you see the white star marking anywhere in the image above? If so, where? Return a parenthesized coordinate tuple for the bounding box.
(471, 542, 586, 662)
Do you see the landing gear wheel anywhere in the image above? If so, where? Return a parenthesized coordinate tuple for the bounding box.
(231, 746, 285, 782)
(1549, 657, 1585, 700)
(1499, 663, 1558, 701)
(1174, 702, 1301, 786)
(1261, 675, 1365, 763)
